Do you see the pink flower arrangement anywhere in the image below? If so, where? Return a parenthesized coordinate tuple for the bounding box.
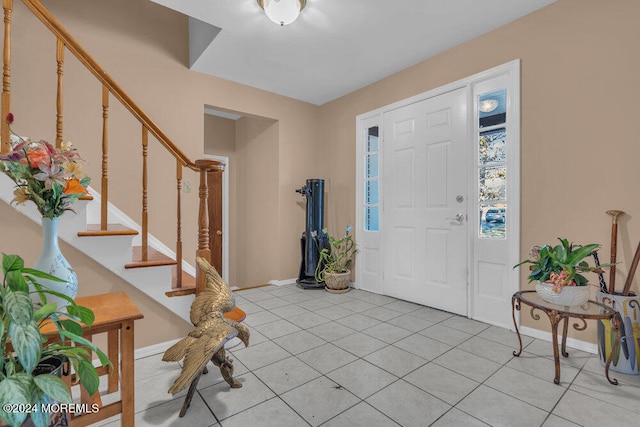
(0, 114, 90, 218)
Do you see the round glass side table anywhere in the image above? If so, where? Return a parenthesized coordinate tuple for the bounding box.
(512, 290, 621, 385)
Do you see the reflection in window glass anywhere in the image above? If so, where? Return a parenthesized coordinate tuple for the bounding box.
(366, 206, 379, 232)
(479, 88, 506, 128)
(366, 153, 379, 178)
(479, 128, 506, 164)
(367, 127, 379, 152)
(477, 87, 507, 239)
(365, 126, 380, 232)
(366, 180, 379, 204)
(479, 204, 506, 239)
(479, 166, 506, 201)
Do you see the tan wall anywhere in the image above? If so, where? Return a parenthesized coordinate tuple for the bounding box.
(6, 0, 319, 348)
(319, 0, 640, 342)
(235, 117, 280, 286)
(205, 115, 236, 153)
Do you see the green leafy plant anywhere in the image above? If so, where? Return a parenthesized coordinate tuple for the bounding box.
(0, 253, 110, 427)
(314, 226, 357, 282)
(514, 238, 605, 292)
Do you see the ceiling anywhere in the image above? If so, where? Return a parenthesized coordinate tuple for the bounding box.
(150, 0, 556, 106)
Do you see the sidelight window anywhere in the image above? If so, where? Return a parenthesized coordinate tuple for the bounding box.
(478, 89, 507, 239)
(364, 126, 380, 231)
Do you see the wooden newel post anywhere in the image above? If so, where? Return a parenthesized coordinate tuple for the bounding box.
(194, 159, 225, 295)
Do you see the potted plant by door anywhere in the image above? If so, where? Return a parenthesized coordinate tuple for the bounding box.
(314, 226, 357, 293)
(514, 238, 607, 306)
(0, 253, 110, 427)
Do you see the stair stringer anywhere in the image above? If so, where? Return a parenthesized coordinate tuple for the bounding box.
(1, 174, 194, 323)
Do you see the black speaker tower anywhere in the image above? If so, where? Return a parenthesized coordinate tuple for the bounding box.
(296, 179, 328, 289)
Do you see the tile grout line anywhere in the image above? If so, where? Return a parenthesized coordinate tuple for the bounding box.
(266, 292, 478, 425)
(237, 290, 435, 425)
(166, 284, 630, 426)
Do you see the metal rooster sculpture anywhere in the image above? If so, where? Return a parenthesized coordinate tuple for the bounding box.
(163, 257, 249, 417)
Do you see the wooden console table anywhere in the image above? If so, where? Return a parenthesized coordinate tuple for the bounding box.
(41, 292, 144, 426)
(512, 290, 621, 385)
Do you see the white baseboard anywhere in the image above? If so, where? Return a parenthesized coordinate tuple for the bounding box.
(520, 325, 598, 355)
(134, 338, 182, 360)
(268, 278, 297, 286)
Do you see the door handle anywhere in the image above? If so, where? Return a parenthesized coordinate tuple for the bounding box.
(216, 230, 223, 236)
(446, 213, 465, 223)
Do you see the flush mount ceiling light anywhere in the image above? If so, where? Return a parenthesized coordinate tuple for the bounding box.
(479, 99, 499, 113)
(257, 0, 306, 26)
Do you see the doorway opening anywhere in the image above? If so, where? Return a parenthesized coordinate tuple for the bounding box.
(203, 107, 280, 287)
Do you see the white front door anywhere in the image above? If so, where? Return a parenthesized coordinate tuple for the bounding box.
(382, 87, 469, 315)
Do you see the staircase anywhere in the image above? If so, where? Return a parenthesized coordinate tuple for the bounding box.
(0, 178, 196, 321)
(1, 0, 225, 322)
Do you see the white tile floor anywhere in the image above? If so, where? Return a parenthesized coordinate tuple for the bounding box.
(97, 284, 640, 426)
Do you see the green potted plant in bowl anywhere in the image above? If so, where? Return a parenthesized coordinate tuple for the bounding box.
(514, 238, 606, 305)
(314, 226, 357, 293)
(0, 253, 110, 427)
